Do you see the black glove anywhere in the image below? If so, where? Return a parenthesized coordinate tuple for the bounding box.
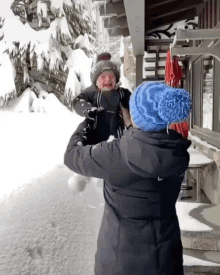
(83, 107, 104, 120)
(76, 118, 93, 146)
(77, 118, 102, 146)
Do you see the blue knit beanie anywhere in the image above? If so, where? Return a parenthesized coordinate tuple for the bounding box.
(129, 82, 191, 131)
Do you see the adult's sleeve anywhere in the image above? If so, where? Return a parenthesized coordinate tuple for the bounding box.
(64, 119, 114, 179)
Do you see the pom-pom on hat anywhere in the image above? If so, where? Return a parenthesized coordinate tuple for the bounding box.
(96, 52, 111, 62)
(129, 82, 191, 131)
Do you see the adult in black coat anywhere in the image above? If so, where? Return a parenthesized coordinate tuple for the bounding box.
(64, 82, 192, 275)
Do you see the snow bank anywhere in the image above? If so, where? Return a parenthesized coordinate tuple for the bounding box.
(0, 109, 84, 200)
(0, 91, 104, 205)
(0, 85, 88, 200)
(1, 86, 74, 114)
(0, 88, 37, 112)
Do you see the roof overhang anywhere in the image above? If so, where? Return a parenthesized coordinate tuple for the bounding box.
(95, 0, 205, 56)
(123, 0, 145, 55)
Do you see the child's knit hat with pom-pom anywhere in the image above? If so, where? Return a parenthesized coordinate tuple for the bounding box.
(90, 52, 120, 87)
(129, 82, 191, 131)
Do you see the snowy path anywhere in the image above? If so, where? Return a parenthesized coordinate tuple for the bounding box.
(0, 112, 104, 275)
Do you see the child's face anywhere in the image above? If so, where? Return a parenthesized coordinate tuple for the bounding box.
(96, 70, 116, 91)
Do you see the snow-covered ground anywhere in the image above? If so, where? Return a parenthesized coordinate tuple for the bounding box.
(0, 99, 104, 274)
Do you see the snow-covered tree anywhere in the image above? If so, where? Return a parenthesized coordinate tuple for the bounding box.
(0, 0, 97, 108)
(93, 2, 110, 54)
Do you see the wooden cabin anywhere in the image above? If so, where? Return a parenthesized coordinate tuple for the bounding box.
(96, 0, 220, 205)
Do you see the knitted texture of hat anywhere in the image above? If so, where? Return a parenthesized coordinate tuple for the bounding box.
(129, 82, 191, 131)
(90, 60, 120, 86)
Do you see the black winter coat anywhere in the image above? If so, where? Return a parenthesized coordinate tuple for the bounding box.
(72, 85, 131, 141)
(64, 119, 191, 275)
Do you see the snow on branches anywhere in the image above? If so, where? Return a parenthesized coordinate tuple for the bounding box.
(37, 1, 47, 18)
(51, 0, 66, 17)
(0, 52, 16, 106)
(2, 15, 71, 65)
(0, 0, 96, 107)
(37, 1, 48, 28)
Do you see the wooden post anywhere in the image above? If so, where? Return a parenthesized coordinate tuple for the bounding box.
(212, 0, 217, 28)
(136, 54, 143, 87)
(199, 12, 202, 29)
(208, 0, 211, 29)
(205, 1, 209, 29)
(155, 46, 160, 80)
(202, 7, 205, 29)
(217, 0, 220, 25)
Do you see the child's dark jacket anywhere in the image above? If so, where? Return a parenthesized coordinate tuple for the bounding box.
(72, 85, 131, 141)
(64, 119, 191, 275)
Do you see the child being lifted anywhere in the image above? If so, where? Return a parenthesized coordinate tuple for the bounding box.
(72, 52, 132, 142)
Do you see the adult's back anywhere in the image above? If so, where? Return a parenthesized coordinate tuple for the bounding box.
(64, 82, 192, 275)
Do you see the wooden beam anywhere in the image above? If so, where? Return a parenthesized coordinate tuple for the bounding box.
(147, 0, 176, 9)
(145, 55, 186, 61)
(146, 8, 196, 32)
(147, 50, 167, 54)
(145, 67, 157, 71)
(145, 39, 189, 46)
(205, 1, 208, 29)
(104, 16, 128, 29)
(136, 55, 144, 86)
(212, 0, 217, 28)
(198, 11, 202, 29)
(200, 8, 204, 29)
(124, 0, 145, 55)
(145, 66, 165, 71)
(202, 6, 205, 29)
(217, 0, 220, 25)
(108, 28, 130, 37)
(123, 0, 145, 56)
(100, 1, 125, 16)
(208, 0, 211, 29)
(145, 57, 166, 62)
(155, 46, 160, 79)
(148, 0, 204, 21)
(142, 76, 165, 81)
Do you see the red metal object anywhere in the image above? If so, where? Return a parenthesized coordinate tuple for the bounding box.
(165, 50, 189, 138)
(169, 122, 189, 138)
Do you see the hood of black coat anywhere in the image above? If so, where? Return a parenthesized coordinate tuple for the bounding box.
(120, 128, 191, 178)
